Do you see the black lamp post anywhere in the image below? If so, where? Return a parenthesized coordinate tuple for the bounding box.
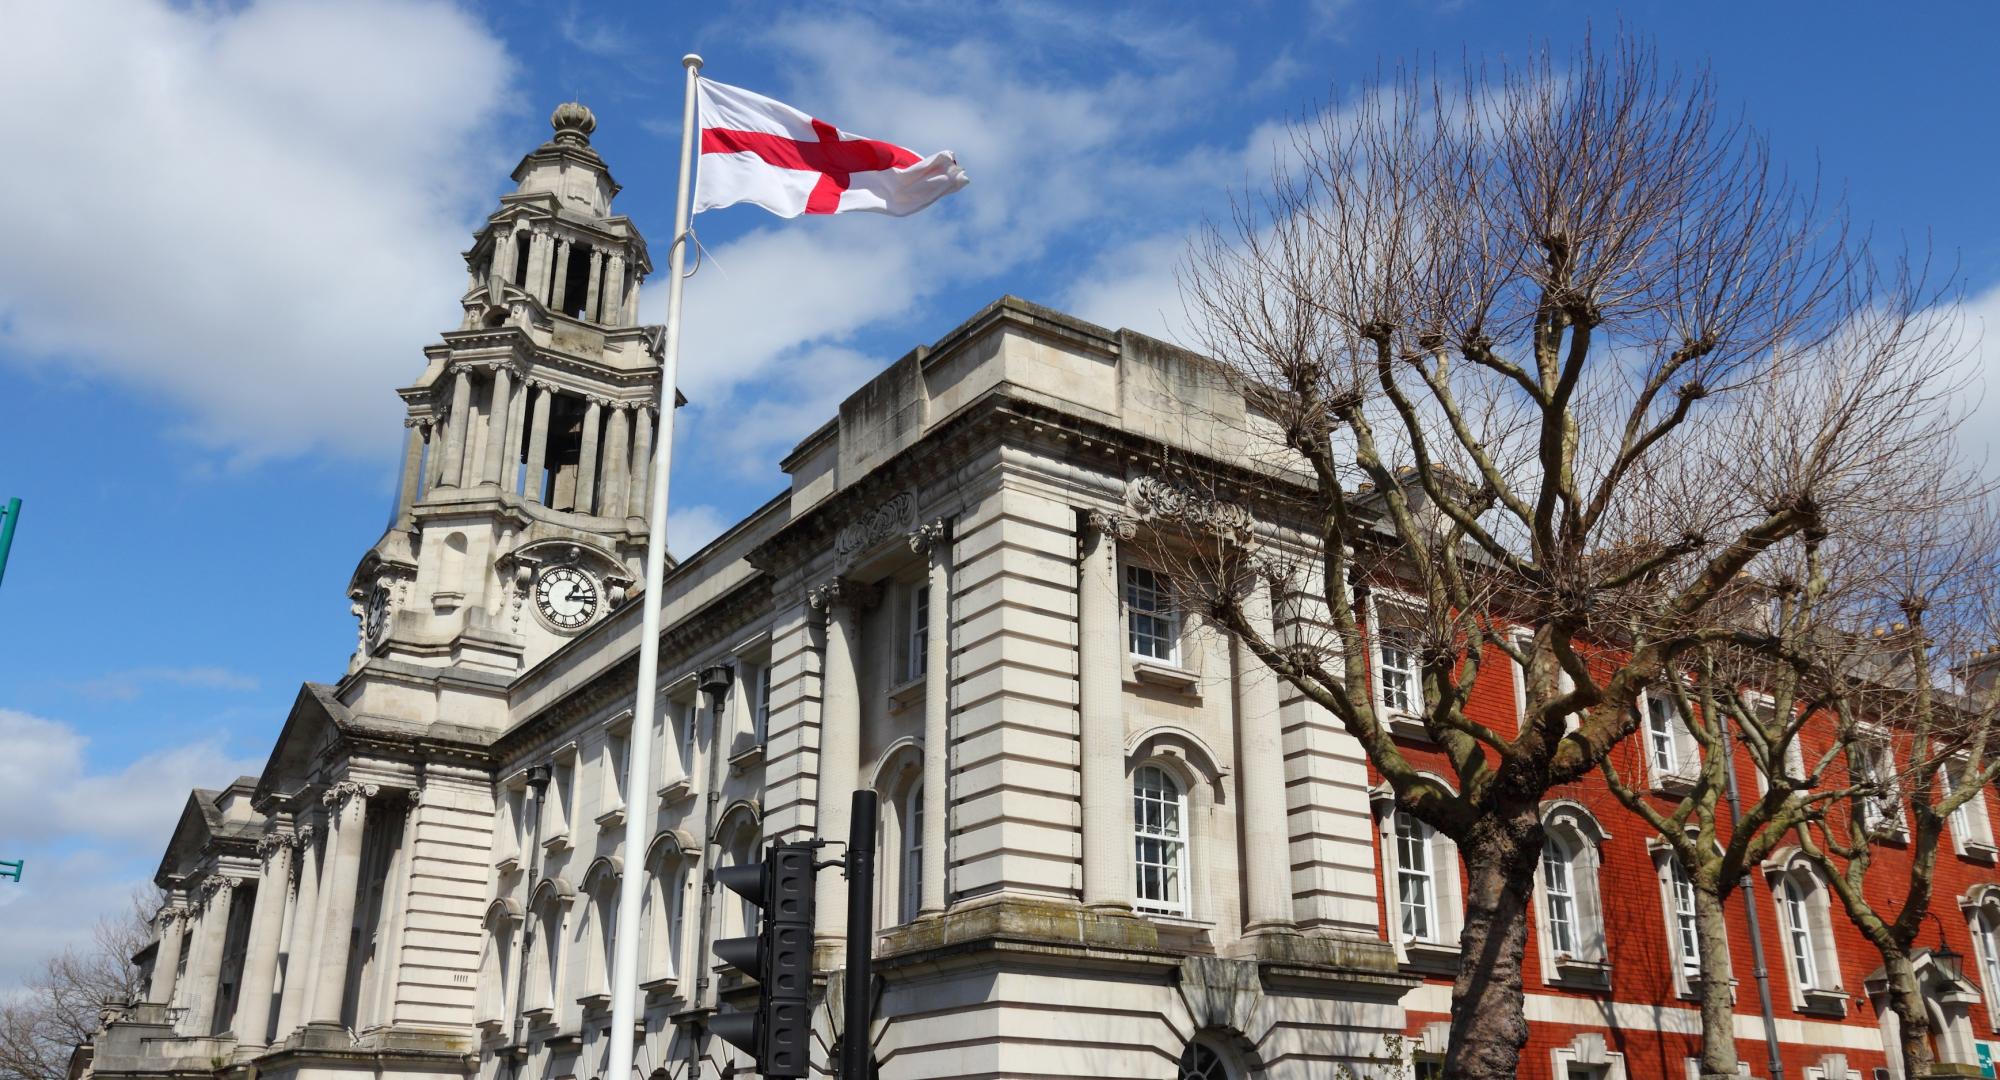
(1930, 910, 1966, 983)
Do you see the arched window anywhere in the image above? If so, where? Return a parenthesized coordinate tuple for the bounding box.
(525, 880, 571, 1018)
(476, 900, 520, 1029)
(1537, 805, 1608, 983)
(580, 860, 619, 1004)
(1177, 1037, 1242, 1080)
(1133, 765, 1188, 915)
(1968, 891, 2000, 1031)
(1395, 810, 1438, 941)
(1667, 855, 1700, 980)
(640, 840, 690, 989)
(713, 806, 760, 944)
(1769, 858, 1843, 1009)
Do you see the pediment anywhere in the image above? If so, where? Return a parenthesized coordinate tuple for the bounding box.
(153, 790, 220, 887)
(253, 683, 354, 808)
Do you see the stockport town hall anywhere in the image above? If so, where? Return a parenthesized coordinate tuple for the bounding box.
(75, 104, 1960, 1080)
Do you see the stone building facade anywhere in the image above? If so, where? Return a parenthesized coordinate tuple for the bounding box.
(81, 104, 1413, 1080)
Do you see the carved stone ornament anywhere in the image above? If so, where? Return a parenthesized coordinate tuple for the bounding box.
(1126, 476, 1257, 547)
(808, 577, 880, 613)
(1086, 509, 1137, 541)
(256, 833, 289, 860)
(836, 490, 917, 556)
(157, 905, 189, 926)
(322, 780, 379, 809)
(291, 824, 316, 849)
(907, 518, 950, 556)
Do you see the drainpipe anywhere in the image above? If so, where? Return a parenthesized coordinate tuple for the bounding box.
(1722, 732, 1784, 1080)
(510, 765, 552, 1057)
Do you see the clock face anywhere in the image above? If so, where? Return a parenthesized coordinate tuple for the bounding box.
(364, 585, 390, 649)
(535, 566, 600, 630)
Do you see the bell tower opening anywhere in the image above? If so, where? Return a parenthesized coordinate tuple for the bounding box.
(560, 242, 594, 319)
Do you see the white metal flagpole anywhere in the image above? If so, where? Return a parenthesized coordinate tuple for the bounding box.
(607, 51, 702, 1080)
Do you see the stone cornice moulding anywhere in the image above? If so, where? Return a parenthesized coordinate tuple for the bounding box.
(835, 490, 917, 558)
(322, 780, 380, 809)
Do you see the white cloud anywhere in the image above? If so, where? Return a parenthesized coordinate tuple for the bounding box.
(76, 665, 260, 703)
(1065, 233, 1195, 345)
(1951, 280, 2000, 476)
(0, 0, 514, 462)
(0, 708, 262, 992)
(667, 503, 730, 557)
(0, 709, 262, 850)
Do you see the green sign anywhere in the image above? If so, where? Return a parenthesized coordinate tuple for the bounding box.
(0, 859, 21, 883)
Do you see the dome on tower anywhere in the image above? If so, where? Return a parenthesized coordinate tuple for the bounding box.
(551, 101, 596, 145)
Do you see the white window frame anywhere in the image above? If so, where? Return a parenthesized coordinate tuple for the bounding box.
(901, 783, 923, 925)
(1133, 764, 1190, 915)
(1642, 690, 1700, 789)
(599, 713, 631, 822)
(1943, 758, 1997, 858)
(495, 774, 527, 868)
(1543, 839, 1578, 958)
(1376, 625, 1423, 717)
(1664, 853, 1702, 990)
(1779, 872, 1820, 992)
(1536, 808, 1609, 985)
(1968, 894, 2000, 1032)
(543, 744, 578, 850)
(1124, 564, 1181, 665)
(676, 698, 697, 778)
(752, 662, 771, 745)
(906, 583, 930, 682)
(1768, 858, 1845, 1011)
(1396, 810, 1440, 942)
(1853, 736, 1904, 837)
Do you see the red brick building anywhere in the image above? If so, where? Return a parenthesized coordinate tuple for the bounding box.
(1360, 638, 2000, 1080)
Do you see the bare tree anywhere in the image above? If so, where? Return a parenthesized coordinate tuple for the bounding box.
(0, 894, 154, 1080)
(1158, 36, 1972, 1080)
(1788, 505, 2000, 1079)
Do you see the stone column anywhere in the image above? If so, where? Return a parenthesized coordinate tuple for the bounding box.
(146, 904, 187, 1004)
(914, 521, 952, 917)
(527, 232, 552, 304)
(273, 827, 320, 1038)
(491, 230, 513, 293)
(602, 254, 626, 327)
(583, 248, 604, 323)
(393, 424, 424, 527)
(309, 783, 374, 1026)
(1235, 581, 1295, 932)
(808, 579, 870, 946)
(628, 405, 653, 519)
(482, 365, 513, 487)
(575, 398, 603, 515)
(1078, 511, 1133, 909)
(232, 836, 294, 1043)
(524, 385, 553, 504)
(550, 241, 573, 312)
(182, 878, 239, 1034)
(623, 268, 641, 323)
(439, 368, 472, 488)
(600, 404, 630, 520)
(502, 376, 527, 495)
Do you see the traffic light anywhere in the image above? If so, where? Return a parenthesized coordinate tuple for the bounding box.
(711, 841, 816, 1078)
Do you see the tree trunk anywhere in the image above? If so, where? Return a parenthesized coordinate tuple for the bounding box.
(1442, 806, 1541, 1080)
(1691, 882, 1742, 1080)
(1884, 950, 1937, 1079)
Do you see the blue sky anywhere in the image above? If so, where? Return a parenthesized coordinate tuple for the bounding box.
(2, 0, 1996, 988)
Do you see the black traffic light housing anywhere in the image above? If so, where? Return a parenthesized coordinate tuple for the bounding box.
(711, 842, 816, 1078)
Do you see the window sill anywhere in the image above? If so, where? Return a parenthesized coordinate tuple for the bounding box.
(494, 855, 521, 876)
(1961, 840, 1999, 865)
(1386, 712, 1433, 741)
(886, 676, 926, 714)
(1136, 910, 1214, 951)
(543, 1031, 581, 1051)
(1678, 975, 1739, 1004)
(541, 832, 571, 854)
(728, 741, 764, 776)
(520, 1007, 554, 1029)
(595, 807, 625, 832)
(639, 976, 679, 999)
(576, 993, 612, 1014)
(1402, 939, 1461, 975)
(1130, 660, 1200, 693)
(1652, 771, 1700, 796)
(656, 776, 695, 803)
(1797, 988, 1850, 1017)
(475, 1016, 506, 1035)
(1549, 955, 1612, 990)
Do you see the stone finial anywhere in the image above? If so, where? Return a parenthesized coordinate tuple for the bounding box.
(551, 101, 597, 146)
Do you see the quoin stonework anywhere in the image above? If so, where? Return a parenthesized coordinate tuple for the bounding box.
(75, 105, 2000, 1080)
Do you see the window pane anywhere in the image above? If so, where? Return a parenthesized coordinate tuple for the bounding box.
(1670, 858, 1700, 975)
(1395, 811, 1436, 941)
(1126, 567, 1178, 662)
(1647, 697, 1679, 774)
(1543, 839, 1576, 956)
(1380, 630, 1419, 713)
(1133, 766, 1186, 913)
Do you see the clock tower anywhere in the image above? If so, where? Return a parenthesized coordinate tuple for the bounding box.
(341, 103, 669, 727)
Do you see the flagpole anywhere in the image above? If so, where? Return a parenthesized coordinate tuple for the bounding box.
(607, 51, 701, 1080)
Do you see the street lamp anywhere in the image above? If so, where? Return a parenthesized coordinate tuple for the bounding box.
(1930, 910, 1966, 983)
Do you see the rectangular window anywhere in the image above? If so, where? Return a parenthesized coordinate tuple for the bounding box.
(548, 757, 575, 839)
(604, 728, 629, 810)
(752, 664, 771, 744)
(1669, 857, 1700, 977)
(1543, 841, 1577, 957)
(907, 585, 930, 681)
(901, 794, 923, 925)
(1856, 740, 1900, 831)
(1780, 877, 1817, 991)
(1125, 565, 1179, 663)
(1646, 696, 1682, 776)
(677, 700, 696, 776)
(1379, 628, 1421, 715)
(1395, 811, 1437, 941)
(1133, 767, 1187, 914)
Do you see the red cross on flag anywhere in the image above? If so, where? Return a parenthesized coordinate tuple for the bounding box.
(693, 79, 968, 218)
